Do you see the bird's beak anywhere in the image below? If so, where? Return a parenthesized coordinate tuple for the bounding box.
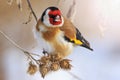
(54, 15, 61, 22)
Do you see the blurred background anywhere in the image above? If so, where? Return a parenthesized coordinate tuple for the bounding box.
(0, 0, 120, 80)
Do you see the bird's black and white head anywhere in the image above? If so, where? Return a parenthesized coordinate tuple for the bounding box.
(41, 6, 64, 27)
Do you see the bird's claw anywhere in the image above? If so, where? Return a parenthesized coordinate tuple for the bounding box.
(42, 50, 49, 56)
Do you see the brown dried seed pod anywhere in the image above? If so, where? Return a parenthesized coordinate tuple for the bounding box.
(50, 62, 60, 71)
(27, 62, 38, 75)
(50, 54, 62, 62)
(39, 56, 51, 64)
(39, 64, 50, 78)
(54, 54, 62, 61)
(60, 59, 72, 70)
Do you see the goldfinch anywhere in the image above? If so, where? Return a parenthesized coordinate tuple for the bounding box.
(34, 6, 93, 58)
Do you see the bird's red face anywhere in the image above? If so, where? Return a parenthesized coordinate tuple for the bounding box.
(41, 7, 64, 27)
(48, 10, 62, 25)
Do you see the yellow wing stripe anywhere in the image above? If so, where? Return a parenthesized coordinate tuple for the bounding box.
(70, 38, 83, 45)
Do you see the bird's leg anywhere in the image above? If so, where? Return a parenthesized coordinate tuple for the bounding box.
(42, 49, 49, 56)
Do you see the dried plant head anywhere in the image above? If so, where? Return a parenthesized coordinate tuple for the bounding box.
(53, 54, 62, 61)
(39, 64, 50, 78)
(60, 59, 72, 70)
(50, 62, 60, 71)
(39, 55, 51, 64)
(27, 62, 38, 75)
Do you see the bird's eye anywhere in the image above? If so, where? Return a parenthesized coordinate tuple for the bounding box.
(49, 14, 55, 18)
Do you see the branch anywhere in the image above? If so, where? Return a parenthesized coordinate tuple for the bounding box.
(0, 30, 40, 64)
(67, 71, 81, 80)
(26, 0, 38, 22)
(67, 0, 77, 22)
(16, 0, 22, 11)
(23, 12, 32, 24)
(57, 0, 66, 7)
(0, 31, 24, 51)
(57, 0, 61, 6)
(98, 24, 107, 38)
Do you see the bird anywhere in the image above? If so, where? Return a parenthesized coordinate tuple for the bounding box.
(34, 6, 93, 58)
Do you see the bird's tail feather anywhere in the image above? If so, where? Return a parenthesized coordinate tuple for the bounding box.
(81, 44, 93, 51)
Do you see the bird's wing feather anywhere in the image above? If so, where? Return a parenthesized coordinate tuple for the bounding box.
(75, 28, 93, 51)
(60, 17, 83, 45)
(60, 17, 93, 51)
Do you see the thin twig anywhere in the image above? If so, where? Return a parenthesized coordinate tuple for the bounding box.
(0, 30, 24, 52)
(0, 30, 39, 64)
(67, 0, 76, 22)
(23, 11, 32, 24)
(67, 71, 81, 80)
(57, 0, 60, 6)
(16, 0, 22, 11)
(24, 51, 40, 64)
(26, 0, 37, 22)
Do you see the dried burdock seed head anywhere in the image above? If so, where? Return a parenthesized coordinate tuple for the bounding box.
(39, 56, 51, 64)
(38, 54, 72, 78)
(27, 62, 38, 75)
(39, 64, 50, 78)
(50, 62, 60, 71)
(60, 59, 72, 70)
(53, 54, 62, 61)
(50, 54, 62, 62)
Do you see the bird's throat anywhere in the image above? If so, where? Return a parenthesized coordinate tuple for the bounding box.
(49, 18, 62, 25)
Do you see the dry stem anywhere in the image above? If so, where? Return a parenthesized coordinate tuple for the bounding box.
(67, 71, 81, 80)
(0, 30, 39, 64)
(23, 12, 32, 24)
(67, 0, 76, 22)
(26, 0, 37, 22)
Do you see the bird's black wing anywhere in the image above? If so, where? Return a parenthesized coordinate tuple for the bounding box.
(64, 27, 93, 51)
(75, 28, 93, 51)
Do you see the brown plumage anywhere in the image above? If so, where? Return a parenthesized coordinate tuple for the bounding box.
(35, 18, 74, 58)
(36, 19, 60, 41)
(60, 17, 76, 40)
